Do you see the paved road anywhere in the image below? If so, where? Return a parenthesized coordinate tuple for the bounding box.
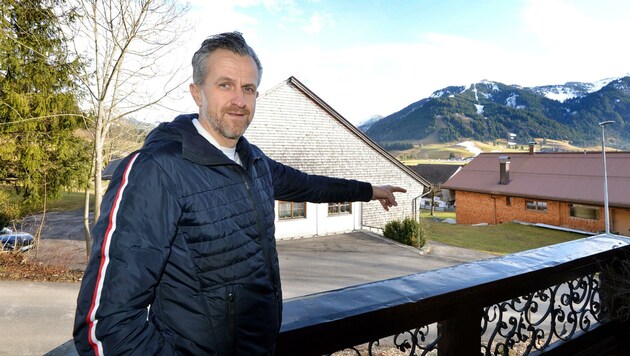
(0, 281, 79, 356)
(0, 231, 493, 355)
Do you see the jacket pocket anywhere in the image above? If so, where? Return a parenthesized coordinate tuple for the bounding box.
(231, 283, 279, 355)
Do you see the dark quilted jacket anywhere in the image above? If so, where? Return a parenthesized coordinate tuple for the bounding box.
(73, 114, 372, 355)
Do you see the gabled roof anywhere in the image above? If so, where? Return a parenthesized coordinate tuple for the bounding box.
(409, 164, 462, 186)
(443, 151, 630, 208)
(263, 76, 431, 188)
(102, 158, 123, 180)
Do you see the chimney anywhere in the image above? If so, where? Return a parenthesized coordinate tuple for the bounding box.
(528, 141, 537, 155)
(499, 156, 510, 184)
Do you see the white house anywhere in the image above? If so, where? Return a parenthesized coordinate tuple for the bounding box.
(246, 77, 430, 239)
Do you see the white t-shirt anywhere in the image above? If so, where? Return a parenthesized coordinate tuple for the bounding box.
(192, 118, 242, 166)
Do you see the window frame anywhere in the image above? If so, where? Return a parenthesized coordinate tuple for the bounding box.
(525, 199, 548, 212)
(277, 201, 306, 220)
(328, 202, 352, 216)
(569, 204, 600, 220)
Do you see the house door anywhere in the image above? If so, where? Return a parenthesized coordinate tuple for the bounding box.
(613, 209, 630, 237)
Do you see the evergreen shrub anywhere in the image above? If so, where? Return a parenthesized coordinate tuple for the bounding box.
(0, 190, 21, 229)
(383, 217, 426, 248)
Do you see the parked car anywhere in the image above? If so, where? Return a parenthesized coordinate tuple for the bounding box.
(1, 227, 34, 252)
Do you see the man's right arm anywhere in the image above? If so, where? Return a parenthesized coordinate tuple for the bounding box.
(73, 152, 181, 355)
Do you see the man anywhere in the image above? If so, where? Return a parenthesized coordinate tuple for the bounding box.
(74, 32, 405, 355)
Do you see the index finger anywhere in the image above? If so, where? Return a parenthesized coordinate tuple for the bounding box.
(390, 186, 407, 193)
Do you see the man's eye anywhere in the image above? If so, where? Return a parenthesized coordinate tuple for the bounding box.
(244, 87, 256, 94)
(219, 83, 231, 89)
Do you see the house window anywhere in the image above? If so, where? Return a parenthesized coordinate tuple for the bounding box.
(526, 200, 548, 212)
(506, 196, 512, 206)
(328, 202, 352, 215)
(570, 204, 599, 220)
(278, 201, 306, 220)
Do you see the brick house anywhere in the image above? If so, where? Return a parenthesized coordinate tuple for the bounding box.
(442, 151, 630, 236)
(246, 77, 430, 239)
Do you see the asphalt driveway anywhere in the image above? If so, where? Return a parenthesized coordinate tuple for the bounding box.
(278, 231, 493, 298)
(1, 231, 494, 355)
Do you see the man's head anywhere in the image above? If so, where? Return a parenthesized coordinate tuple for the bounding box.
(189, 32, 262, 148)
(191, 32, 262, 86)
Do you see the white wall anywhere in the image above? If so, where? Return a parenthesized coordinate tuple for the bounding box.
(274, 202, 361, 239)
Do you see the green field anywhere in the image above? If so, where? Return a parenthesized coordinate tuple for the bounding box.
(419, 210, 587, 255)
(46, 191, 95, 212)
(1, 187, 94, 215)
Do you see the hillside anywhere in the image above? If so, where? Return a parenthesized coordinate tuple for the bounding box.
(362, 77, 630, 150)
(392, 138, 588, 165)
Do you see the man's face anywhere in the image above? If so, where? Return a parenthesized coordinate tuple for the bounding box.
(190, 48, 259, 147)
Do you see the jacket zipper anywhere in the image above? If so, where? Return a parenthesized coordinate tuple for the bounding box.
(227, 291, 235, 354)
(236, 165, 280, 303)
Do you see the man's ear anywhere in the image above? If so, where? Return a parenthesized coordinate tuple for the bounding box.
(190, 83, 202, 106)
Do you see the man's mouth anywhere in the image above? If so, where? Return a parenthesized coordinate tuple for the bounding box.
(225, 107, 250, 117)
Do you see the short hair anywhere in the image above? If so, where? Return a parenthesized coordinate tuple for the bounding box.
(191, 31, 262, 85)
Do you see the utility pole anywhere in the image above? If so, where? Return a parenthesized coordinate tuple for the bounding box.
(599, 121, 614, 234)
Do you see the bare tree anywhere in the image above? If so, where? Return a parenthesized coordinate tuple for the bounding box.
(429, 183, 442, 216)
(67, 0, 189, 253)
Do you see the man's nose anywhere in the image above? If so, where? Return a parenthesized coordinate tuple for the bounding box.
(231, 89, 247, 107)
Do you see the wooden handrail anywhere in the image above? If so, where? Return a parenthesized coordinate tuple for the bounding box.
(277, 234, 630, 355)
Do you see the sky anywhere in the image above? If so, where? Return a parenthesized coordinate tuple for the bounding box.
(152, 0, 630, 125)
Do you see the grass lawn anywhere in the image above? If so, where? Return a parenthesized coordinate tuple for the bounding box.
(1, 186, 93, 214)
(419, 210, 588, 255)
(46, 191, 94, 212)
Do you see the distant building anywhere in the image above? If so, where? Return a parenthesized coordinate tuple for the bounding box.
(102, 158, 123, 180)
(443, 151, 630, 236)
(408, 164, 462, 187)
(409, 164, 462, 210)
(507, 132, 517, 148)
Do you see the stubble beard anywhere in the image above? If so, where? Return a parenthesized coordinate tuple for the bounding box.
(199, 94, 252, 142)
(214, 106, 251, 140)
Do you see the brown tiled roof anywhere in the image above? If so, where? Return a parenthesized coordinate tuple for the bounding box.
(442, 151, 630, 208)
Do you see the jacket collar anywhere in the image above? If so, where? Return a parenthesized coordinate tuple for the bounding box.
(147, 114, 261, 167)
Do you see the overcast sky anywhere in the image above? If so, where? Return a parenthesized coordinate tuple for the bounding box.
(154, 0, 630, 125)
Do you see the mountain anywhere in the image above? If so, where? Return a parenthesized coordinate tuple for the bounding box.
(357, 115, 384, 131)
(529, 77, 618, 102)
(363, 77, 630, 149)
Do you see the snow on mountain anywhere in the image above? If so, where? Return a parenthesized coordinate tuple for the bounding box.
(479, 80, 500, 91)
(356, 115, 384, 131)
(457, 141, 482, 156)
(505, 93, 518, 108)
(540, 87, 581, 102)
(529, 77, 622, 102)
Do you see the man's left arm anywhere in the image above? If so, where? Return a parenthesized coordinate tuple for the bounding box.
(268, 158, 406, 209)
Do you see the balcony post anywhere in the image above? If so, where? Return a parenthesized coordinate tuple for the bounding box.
(439, 308, 483, 355)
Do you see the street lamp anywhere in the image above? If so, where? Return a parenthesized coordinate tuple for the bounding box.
(599, 120, 614, 234)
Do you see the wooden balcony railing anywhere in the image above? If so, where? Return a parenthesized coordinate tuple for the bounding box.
(277, 234, 630, 356)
